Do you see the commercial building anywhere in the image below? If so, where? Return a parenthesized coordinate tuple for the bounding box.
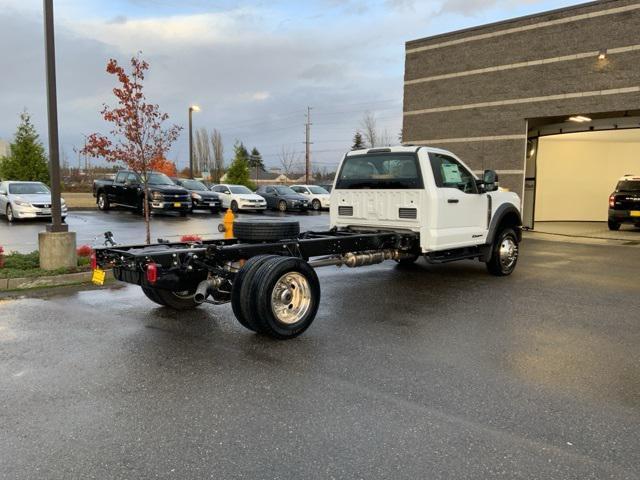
(403, 0, 640, 227)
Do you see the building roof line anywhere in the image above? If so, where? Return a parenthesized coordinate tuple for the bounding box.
(405, 0, 635, 51)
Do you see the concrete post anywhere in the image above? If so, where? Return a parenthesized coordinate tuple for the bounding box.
(38, 231, 77, 270)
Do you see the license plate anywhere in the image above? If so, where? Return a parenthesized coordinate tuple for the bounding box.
(174, 202, 181, 207)
(631, 211, 640, 217)
(92, 268, 106, 286)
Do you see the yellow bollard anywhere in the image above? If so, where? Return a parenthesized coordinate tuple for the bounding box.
(223, 208, 235, 239)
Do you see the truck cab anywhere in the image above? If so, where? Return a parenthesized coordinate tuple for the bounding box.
(330, 146, 522, 254)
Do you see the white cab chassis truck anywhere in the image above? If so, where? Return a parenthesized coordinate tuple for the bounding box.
(93, 146, 522, 340)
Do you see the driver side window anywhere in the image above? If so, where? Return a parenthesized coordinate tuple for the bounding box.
(429, 153, 478, 194)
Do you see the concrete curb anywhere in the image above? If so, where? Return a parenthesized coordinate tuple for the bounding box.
(0, 269, 114, 291)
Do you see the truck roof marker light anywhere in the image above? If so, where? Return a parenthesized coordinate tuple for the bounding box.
(146, 263, 158, 284)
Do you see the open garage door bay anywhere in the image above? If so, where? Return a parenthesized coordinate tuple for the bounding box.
(534, 129, 640, 222)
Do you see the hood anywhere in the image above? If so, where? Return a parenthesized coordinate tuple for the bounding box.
(190, 189, 219, 197)
(150, 184, 188, 195)
(282, 194, 308, 201)
(11, 193, 54, 203)
(236, 193, 264, 201)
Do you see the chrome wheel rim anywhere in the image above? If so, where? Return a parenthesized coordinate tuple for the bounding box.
(278, 201, 287, 212)
(98, 196, 105, 209)
(312, 200, 320, 210)
(7, 206, 13, 221)
(270, 272, 311, 325)
(499, 237, 518, 270)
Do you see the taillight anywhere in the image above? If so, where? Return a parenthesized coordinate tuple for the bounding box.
(146, 263, 158, 284)
(609, 195, 615, 208)
(90, 252, 97, 270)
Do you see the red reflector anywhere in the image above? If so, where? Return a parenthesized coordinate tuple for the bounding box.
(146, 263, 158, 284)
(90, 252, 97, 270)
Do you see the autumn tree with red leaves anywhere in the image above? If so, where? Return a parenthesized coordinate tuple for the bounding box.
(83, 55, 182, 244)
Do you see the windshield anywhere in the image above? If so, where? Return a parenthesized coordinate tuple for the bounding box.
(229, 185, 252, 194)
(336, 153, 423, 190)
(147, 173, 174, 185)
(8, 182, 50, 194)
(308, 186, 329, 194)
(180, 180, 207, 190)
(616, 180, 640, 192)
(275, 186, 296, 195)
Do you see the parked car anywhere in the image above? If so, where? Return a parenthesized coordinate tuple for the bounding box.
(256, 185, 309, 212)
(0, 181, 67, 222)
(608, 174, 640, 230)
(290, 184, 330, 210)
(93, 170, 191, 215)
(210, 184, 267, 212)
(173, 178, 222, 213)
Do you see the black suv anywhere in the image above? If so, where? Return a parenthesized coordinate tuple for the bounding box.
(608, 175, 640, 230)
(173, 178, 222, 213)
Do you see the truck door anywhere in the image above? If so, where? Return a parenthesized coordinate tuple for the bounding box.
(429, 153, 488, 249)
(124, 173, 141, 207)
(112, 172, 128, 204)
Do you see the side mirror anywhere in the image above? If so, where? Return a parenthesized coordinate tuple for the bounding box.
(483, 170, 499, 192)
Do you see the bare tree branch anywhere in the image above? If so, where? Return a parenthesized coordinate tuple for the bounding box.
(278, 145, 301, 178)
(360, 111, 378, 148)
(210, 129, 224, 183)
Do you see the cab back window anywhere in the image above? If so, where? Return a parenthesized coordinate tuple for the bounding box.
(335, 153, 423, 189)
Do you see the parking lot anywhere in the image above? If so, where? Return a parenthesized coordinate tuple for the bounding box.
(1, 232, 639, 478)
(1, 209, 330, 253)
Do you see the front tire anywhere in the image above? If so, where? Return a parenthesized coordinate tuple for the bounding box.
(230, 200, 239, 213)
(248, 256, 320, 339)
(278, 200, 287, 212)
(608, 219, 621, 231)
(486, 228, 519, 276)
(141, 286, 168, 306)
(311, 199, 321, 211)
(6, 204, 15, 222)
(97, 193, 110, 211)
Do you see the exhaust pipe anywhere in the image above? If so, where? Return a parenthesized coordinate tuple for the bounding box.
(194, 278, 222, 304)
(309, 249, 415, 269)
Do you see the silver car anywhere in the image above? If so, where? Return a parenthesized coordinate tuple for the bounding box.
(0, 181, 67, 222)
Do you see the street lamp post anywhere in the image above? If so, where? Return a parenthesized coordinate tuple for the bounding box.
(39, 0, 76, 271)
(188, 105, 200, 178)
(43, 0, 66, 233)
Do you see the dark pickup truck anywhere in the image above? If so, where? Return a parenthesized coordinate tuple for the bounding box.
(608, 175, 640, 230)
(93, 170, 192, 215)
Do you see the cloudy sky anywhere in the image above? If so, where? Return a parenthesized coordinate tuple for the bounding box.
(0, 0, 582, 173)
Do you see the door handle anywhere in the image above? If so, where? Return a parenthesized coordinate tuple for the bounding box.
(447, 199, 459, 204)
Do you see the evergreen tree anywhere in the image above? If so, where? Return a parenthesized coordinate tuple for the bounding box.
(225, 141, 255, 189)
(248, 147, 265, 182)
(351, 131, 365, 150)
(0, 112, 50, 183)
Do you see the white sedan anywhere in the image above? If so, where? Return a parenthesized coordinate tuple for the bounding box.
(0, 181, 67, 222)
(290, 185, 331, 210)
(210, 184, 267, 212)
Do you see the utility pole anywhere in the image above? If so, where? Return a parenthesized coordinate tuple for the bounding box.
(304, 106, 312, 184)
(43, 0, 66, 233)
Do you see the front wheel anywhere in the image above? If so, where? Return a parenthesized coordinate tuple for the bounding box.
(278, 200, 287, 212)
(311, 199, 321, 211)
(97, 193, 110, 211)
(486, 228, 519, 276)
(608, 219, 621, 231)
(6, 204, 15, 222)
(230, 200, 239, 213)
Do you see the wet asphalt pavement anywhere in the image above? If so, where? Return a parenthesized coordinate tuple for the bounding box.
(0, 209, 330, 253)
(1, 236, 639, 479)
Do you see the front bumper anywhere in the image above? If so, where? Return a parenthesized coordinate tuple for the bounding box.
(150, 201, 193, 211)
(287, 201, 309, 211)
(193, 199, 221, 209)
(609, 208, 640, 224)
(239, 202, 267, 210)
(12, 203, 68, 219)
